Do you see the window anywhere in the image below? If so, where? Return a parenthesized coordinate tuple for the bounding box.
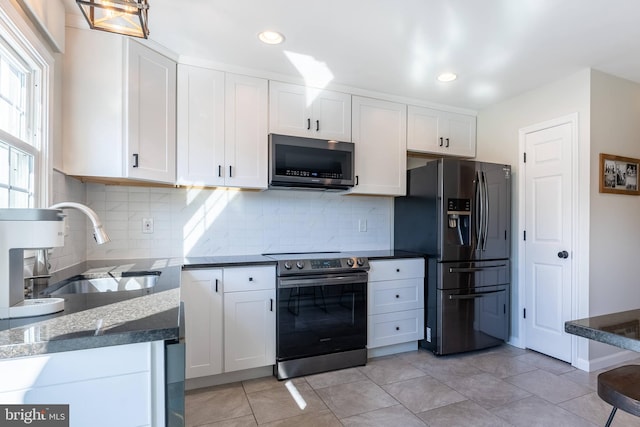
(0, 3, 48, 208)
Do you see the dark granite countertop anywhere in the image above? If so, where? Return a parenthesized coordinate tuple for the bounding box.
(348, 250, 426, 260)
(182, 251, 425, 269)
(183, 254, 275, 269)
(565, 309, 640, 352)
(0, 258, 183, 359)
(0, 250, 425, 359)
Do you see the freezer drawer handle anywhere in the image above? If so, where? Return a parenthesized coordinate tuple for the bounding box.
(449, 289, 504, 300)
(449, 264, 507, 273)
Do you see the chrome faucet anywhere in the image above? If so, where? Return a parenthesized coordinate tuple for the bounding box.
(49, 202, 111, 244)
(30, 202, 111, 286)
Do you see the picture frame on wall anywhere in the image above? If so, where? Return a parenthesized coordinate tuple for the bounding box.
(600, 153, 640, 195)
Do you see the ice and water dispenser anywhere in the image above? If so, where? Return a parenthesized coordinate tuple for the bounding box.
(446, 198, 471, 246)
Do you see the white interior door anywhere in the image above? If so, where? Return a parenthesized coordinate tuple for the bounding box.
(523, 120, 573, 362)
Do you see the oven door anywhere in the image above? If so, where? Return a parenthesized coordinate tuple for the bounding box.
(276, 272, 367, 361)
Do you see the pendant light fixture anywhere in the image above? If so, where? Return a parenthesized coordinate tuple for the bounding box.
(76, 0, 150, 39)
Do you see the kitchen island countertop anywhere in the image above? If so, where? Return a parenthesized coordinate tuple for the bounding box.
(565, 309, 640, 352)
(0, 258, 184, 359)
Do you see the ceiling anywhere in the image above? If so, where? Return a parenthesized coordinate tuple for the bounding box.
(62, 0, 640, 111)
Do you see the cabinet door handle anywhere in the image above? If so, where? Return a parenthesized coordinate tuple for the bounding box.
(316, 120, 320, 131)
(355, 175, 359, 186)
(218, 165, 222, 177)
(132, 153, 139, 168)
(249, 277, 253, 282)
(229, 165, 233, 177)
(270, 298, 273, 312)
(446, 138, 450, 147)
(439, 137, 443, 147)
(307, 118, 311, 130)
(215, 279, 219, 293)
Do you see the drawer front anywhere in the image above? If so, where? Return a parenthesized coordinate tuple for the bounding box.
(224, 266, 275, 292)
(367, 309, 424, 348)
(369, 258, 424, 282)
(368, 278, 424, 314)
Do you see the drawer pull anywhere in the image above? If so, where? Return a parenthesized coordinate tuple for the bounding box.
(249, 277, 253, 282)
(396, 268, 400, 272)
(395, 326, 400, 331)
(395, 294, 400, 299)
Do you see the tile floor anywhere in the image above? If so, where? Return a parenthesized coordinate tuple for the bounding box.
(185, 345, 640, 426)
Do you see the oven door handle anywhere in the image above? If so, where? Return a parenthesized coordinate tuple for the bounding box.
(278, 273, 368, 288)
(448, 289, 505, 300)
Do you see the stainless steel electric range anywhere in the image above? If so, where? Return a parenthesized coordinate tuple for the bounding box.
(262, 252, 369, 380)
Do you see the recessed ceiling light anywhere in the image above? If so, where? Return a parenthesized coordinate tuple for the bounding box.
(437, 72, 458, 82)
(258, 30, 285, 45)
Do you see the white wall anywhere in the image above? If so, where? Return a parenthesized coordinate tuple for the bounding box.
(476, 69, 592, 357)
(83, 185, 393, 260)
(588, 70, 640, 361)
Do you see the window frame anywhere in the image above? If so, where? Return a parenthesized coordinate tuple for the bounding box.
(0, 0, 52, 208)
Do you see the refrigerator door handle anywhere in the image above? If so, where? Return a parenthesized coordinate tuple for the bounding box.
(449, 264, 507, 273)
(478, 171, 486, 250)
(449, 289, 505, 300)
(482, 171, 489, 251)
(474, 171, 483, 251)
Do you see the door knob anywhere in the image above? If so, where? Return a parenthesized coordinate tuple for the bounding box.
(557, 251, 569, 259)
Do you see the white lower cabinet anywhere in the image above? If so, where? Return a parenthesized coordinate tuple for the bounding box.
(224, 289, 275, 372)
(367, 258, 425, 354)
(181, 269, 223, 379)
(0, 341, 165, 427)
(181, 265, 275, 379)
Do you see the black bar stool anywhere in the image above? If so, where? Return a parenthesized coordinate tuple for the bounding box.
(597, 365, 640, 426)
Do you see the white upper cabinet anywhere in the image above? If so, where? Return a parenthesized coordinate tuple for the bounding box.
(176, 65, 225, 186)
(224, 74, 269, 188)
(62, 27, 176, 183)
(177, 66, 268, 189)
(127, 41, 177, 182)
(351, 96, 407, 196)
(269, 81, 351, 141)
(407, 105, 476, 157)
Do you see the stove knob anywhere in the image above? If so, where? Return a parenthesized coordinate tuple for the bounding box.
(357, 258, 365, 266)
(283, 261, 292, 270)
(346, 258, 355, 267)
(296, 261, 305, 269)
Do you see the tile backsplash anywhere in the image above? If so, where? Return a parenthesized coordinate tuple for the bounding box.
(80, 183, 393, 260)
(48, 171, 88, 272)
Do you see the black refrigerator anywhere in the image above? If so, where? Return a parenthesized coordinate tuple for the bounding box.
(394, 158, 511, 355)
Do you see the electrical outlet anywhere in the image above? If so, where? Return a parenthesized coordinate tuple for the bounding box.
(142, 218, 154, 234)
(358, 219, 367, 232)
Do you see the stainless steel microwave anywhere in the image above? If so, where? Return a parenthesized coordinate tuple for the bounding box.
(268, 133, 355, 191)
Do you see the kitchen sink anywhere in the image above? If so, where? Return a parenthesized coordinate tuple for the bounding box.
(42, 271, 160, 295)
